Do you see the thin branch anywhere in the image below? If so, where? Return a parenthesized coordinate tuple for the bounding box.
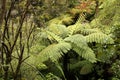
(4, 0, 16, 40)
(11, 0, 31, 53)
(21, 56, 30, 63)
(27, 22, 35, 55)
(0, 0, 6, 26)
(94, 0, 99, 17)
(2, 42, 10, 55)
(10, 62, 15, 74)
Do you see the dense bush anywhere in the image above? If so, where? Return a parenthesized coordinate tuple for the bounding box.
(0, 0, 120, 80)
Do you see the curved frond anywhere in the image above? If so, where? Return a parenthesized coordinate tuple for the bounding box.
(48, 24, 68, 37)
(61, 14, 74, 26)
(64, 34, 96, 63)
(37, 42, 71, 62)
(85, 33, 114, 44)
(73, 46, 96, 63)
(67, 23, 93, 35)
(46, 31, 63, 42)
(64, 34, 87, 48)
(67, 24, 78, 35)
(78, 28, 101, 35)
(67, 23, 83, 35)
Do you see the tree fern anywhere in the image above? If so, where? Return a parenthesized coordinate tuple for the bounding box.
(33, 1, 118, 78)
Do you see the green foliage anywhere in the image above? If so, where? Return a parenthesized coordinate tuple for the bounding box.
(70, 60, 94, 75)
(45, 73, 61, 80)
(64, 34, 96, 63)
(31, 0, 76, 27)
(111, 60, 120, 79)
(33, 12, 115, 80)
(37, 42, 71, 62)
(96, 45, 115, 63)
(90, 0, 120, 33)
(31, 2, 116, 78)
(23, 0, 120, 79)
(64, 34, 87, 48)
(80, 61, 94, 75)
(79, 28, 101, 35)
(73, 46, 96, 63)
(85, 33, 114, 44)
(46, 31, 63, 42)
(48, 24, 69, 38)
(0, 0, 119, 80)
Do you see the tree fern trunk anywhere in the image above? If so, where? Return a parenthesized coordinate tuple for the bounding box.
(63, 51, 77, 80)
(63, 53, 69, 80)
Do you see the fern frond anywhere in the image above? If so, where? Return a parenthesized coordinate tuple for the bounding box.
(67, 22, 86, 35)
(67, 24, 78, 35)
(78, 28, 101, 35)
(37, 42, 71, 62)
(73, 46, 96, 63)
(46, 31, 63, 42)
(85, 33, 114, 44)
(48, 24, 68, 38)
(61, 14, 73, 26)
(64, 34, 96, 62)
(67, 23, 93, 35)
(47, 17, 63, 25)
(64, 34, 87, 48)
